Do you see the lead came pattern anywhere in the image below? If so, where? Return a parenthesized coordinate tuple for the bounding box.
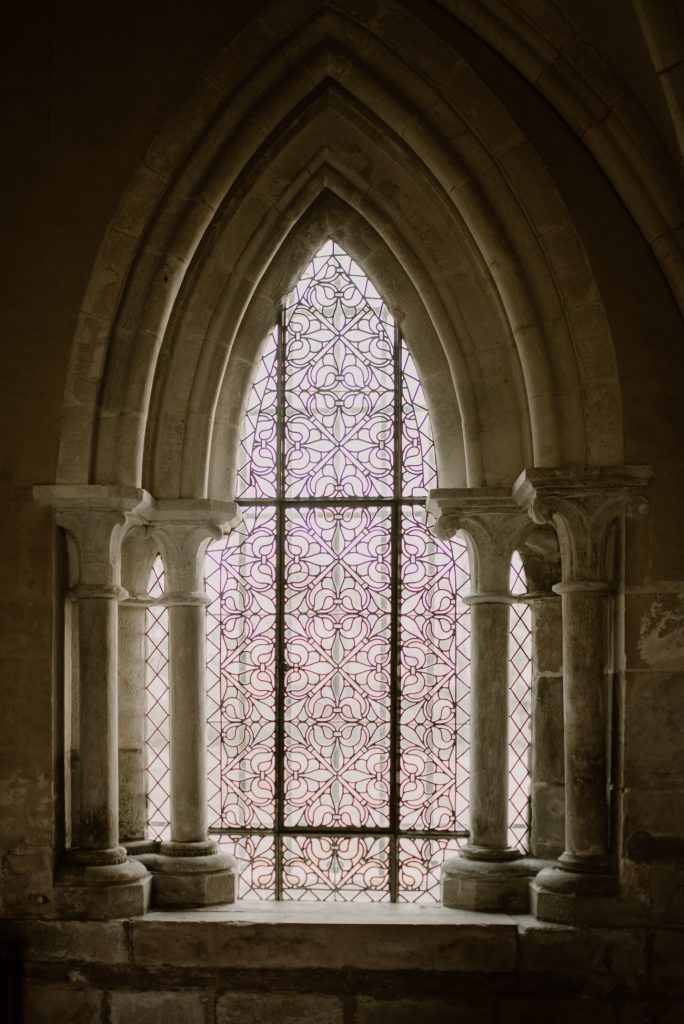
(144, 239, 533, 899)
(205, 507, 277, 832)
(508, 552, 532, 851)
(284, 243, 395, 498)
(235, 329, 278, 500)
(399, 506, 469, 833)
(284, 506, 391, 830)
(145, 556, 171, 842)
(283, 835, 390, 902)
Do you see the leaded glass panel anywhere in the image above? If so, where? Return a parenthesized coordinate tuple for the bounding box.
(145, 556, 170, 842)
(144, 238, 533, 900)
(508, 551, 532, 851)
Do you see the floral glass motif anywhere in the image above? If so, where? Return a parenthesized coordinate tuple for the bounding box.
(144, 239, 533, 899)
(208, 240, 471, 901)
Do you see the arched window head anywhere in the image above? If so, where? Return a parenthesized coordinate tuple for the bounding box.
(145, 241, 532, 902)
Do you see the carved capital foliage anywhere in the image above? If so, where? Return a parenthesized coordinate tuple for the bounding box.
(517, 524, 561, 595)
(33, 484, 152, 592)
(150, 499, 242, 598)
(427, 488, 529, 595)
(513, 467, 651, 585)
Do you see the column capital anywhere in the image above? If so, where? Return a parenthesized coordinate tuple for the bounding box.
(150, 499, 242, 600)
(512, 467, 651, 586)
(427, 488, 530, 596)
(34, 484, 154, 591)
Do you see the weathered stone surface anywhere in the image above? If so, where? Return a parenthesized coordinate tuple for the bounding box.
(623, 671, 684, 787)
(498, 998, 618, 1023)
(216, 992, 343, 1024)
(519, 921, 647, 978)
(621, 1000, 684, 1023)
(130, 905, 518, 972)
(442, 856, 541, 913)
(355, 996, 492, 1023)
(110, 989, 209, 1024)
(649, 929, 684, 980)
(152, 861, 236, 908)
(24, 983, 103, 1024)
(17, 919, 129, 963)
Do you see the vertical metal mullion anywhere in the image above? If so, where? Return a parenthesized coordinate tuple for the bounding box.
(275, 309, 286, 899)
(389, 326, 403, 901)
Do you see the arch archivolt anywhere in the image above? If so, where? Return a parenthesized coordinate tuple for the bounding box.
(59, 0, 625, 499)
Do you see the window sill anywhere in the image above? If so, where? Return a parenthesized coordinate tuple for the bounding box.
(131, 900, 523, 972)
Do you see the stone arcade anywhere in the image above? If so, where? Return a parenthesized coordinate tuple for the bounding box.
(2, 1, 684, 1021)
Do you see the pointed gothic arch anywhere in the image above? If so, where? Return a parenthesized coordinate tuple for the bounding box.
(56, 0, 625, 499)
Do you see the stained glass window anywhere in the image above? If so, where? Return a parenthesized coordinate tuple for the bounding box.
(145, 239, 532, 901)
(208, 241, 470, 901)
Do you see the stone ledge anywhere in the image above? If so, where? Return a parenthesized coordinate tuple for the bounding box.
(130, 902, 519, 972)
(6, 903, 679, 983)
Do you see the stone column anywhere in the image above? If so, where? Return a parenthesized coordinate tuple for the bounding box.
(118, 531, 158, 854)
(514, 467, 650, 923)
(34, 485, 152, 919)
(428, 490, 543, 912)
(518, 527, 565, 860)
(142, 499, 242, 907)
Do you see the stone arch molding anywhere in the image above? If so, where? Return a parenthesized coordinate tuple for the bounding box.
(58, 0, 625, 500)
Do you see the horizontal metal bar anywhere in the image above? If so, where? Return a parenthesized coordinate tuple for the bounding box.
(238, 498, 427, 508)
(209, 827, 469, 840)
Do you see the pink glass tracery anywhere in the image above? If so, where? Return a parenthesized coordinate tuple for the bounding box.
(145, 239, 532, 899)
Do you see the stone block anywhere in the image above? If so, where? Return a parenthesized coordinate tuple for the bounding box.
(153, 864, 236, 909)
(498, 997, 618, 1023)
(217, 992, 343, 1024)
(355, 996, 492, 1023)
(441, 856, 540, 913)
(24, 983, 103, 1024)
(18, 919, 129, 963)
(623, 671, 684, 787)
(54, 872, 151, 920)
(519, 921, 647, 977)
(625, 593, 684, 673)
(131, 905, 518, 973)
(650, 929, 684, 980)
(621, 1000, 684, 1023)
(111, 989, 208, 1024)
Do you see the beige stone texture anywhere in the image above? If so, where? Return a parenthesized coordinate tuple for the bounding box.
(24, 984, 104, 1024)
(355, 996, 492, 1024)
(216, 992, 344, 1024)
(110, 990, 209, 1024)
(1, 0, 684, 1017)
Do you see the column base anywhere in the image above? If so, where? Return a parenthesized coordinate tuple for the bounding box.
(138, 849, 238, 908)
(55, 855, 151, 919)
(122, 838, 159, 855)
(442, 853, 548, 912)
(531, 865, 620, 924)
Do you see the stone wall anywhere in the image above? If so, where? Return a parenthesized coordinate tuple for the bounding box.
(10, 908, 684, 1023)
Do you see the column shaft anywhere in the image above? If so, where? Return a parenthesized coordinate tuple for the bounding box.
(118, 603, 148, 842)
(169, 603, 208, 843)
(529, 595, 564, 859)
(561, 588, 609, 865)
(468, 601, 510, 852)
(77, 596, 119, 851)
